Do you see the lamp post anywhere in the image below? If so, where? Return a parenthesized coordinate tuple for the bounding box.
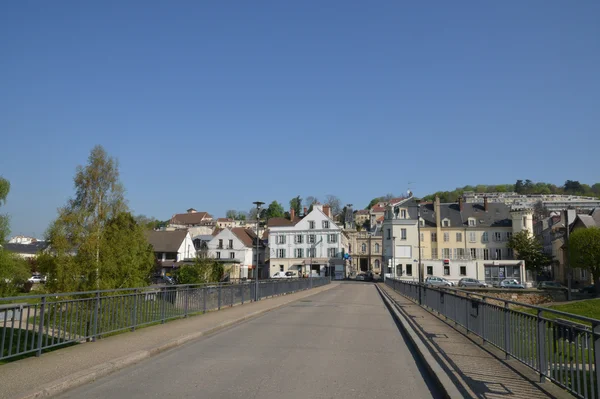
(253, 201, 264, 302)
(309, 237, 323, 289)
(417, 202, 422, 304)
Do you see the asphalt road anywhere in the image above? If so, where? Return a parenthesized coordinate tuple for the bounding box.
(56, 282, 441, 399)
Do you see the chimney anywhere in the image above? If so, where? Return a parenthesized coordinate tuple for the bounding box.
(484, 196, 488, 212)
(323, 204, 330, 217)
(435, 196, 441, 227)
(290, 208, 295, 221)
(458, 197, 464, 212)
(303, 207, 308, 216)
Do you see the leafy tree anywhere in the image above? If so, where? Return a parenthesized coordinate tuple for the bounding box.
(515, 180, 524, 194)
(289, 195, 302, 216)
(226, 210, 237, 219)
(593, 183, 600, 196)
(236, 211, 247, 221)
(173, 257, 224, 284)
(507, 231, 552, 272)
(569, 227, 600, 293)
(366, 197, 382, 210)
(564, 180, 583, 194)
(42, 145, 151, 292)
(324, 194, 342, 216)
(265, 201, 285, 220)
(0, 177, 31, 296)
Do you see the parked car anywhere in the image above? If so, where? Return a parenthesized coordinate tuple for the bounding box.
(499, 279, 525, 289)
(537, 281, 566, 290)
(272, 271, 295, 279)
(458, 278, 488, 288)
(580, 285, 596, 294)
(355, 273, 366, 281)
(425, 276, 453, 287)
(27, 275, 46, 284)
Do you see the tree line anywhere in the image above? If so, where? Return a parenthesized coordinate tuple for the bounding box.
(421, 180, 600, 203)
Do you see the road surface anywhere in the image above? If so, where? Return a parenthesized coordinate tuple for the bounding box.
(56, 282, 440, 399)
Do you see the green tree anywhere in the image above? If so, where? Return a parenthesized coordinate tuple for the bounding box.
(366, 197, 382, 210)
(236, 211, 247, 221)
(289, 195, 302, 217)
(174, 257, 224, 284)
(507, 231, 552, 272)
(265, 201, 285, 220)
(564, 180, 583, 194)
(226, 210, 237, 219)
(42, 145, 150, 292)
(0, 176, 10, 243)
(569, 227, 600, 293)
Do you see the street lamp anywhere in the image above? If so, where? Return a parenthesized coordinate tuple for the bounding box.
(417, 202, 423, 304)
(253, 201, 264, 301)
(309, 237, 323, 289)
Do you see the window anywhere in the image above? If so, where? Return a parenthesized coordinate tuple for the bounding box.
(327, 234, 337, 243)
(483, 249, 489, 260)
(420, 219, 425, 227)
(431, 248, 438, 259)
(374, 259, 380, 269)
(456, 233, 462, 242)
(431, 233, 437, 242)
(375, 243, 380, 253)
(444, 265, 450, 275)
(322, 221, 329, 229)
(482, 232, 489, 242)
(470, 248, 477, 259)
(361, 243, 367, 252)
(460, 266, 467, 276)
(295, 234, 303, 244)
(308, 234, 315, 244)
(468, 219, 475, 227)
(295, 248, 304, 258)
(218, 239, 223, 249)
(216, 251, 221, 259)
(443, 232, 449, 242)
(307, 248, 316, 257)
(506, 232, 513, 241)
(387, 229, 391, 240)
(420, 233, 424, 242)
(401, 228, 407, 240)
(328, 248, 337, 257)
(396, 246, 412, 258)
(309, 221, 315, 229)
(494, 232, 502, 242)
(507, 248, 514, 259)
(456, 248, 465, 258)
(442, 248, 451, 258)
(277, 249, 286, 258)
(427, 266, 433, 275)
(228, 239, 234, 249)
(469, 232, 476, 242)
(495, 248, 502, 260)
(277, 235, 286, 244)
(406, 264, 413, 276)
(443, 219, 450, 227)
(401, 209, 407, 219)
(396, 264, 402, 276)
(230, 252, 235, 259)
(279, 265, 284, 272)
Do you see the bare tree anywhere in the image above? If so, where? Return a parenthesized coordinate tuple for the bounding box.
(324, 194, 342, 216)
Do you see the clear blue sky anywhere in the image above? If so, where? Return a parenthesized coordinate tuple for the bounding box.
(1, 1, 599, 238)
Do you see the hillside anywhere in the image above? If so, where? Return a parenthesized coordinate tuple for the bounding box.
(421, 180, 600, 203)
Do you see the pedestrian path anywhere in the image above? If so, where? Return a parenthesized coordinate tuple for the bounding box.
(0, 283, 336, 399)
(379, 283, 574, 399)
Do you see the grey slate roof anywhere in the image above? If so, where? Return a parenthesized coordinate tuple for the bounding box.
(145, 230, 187, 252)
(417, 201, 512, 228)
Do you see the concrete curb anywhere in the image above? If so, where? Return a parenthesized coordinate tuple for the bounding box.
(376, 284, 463, 399)
(15, 284, 336, 399)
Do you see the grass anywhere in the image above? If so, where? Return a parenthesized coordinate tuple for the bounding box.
(515, 298, 600, 327)
(0, 327, 77, 364)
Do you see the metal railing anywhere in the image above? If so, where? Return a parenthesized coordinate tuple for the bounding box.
(385, 278, 600, 399)
(0, 278, 329, 361)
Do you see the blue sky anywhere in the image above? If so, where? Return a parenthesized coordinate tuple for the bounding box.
(1, 1, 599, 238)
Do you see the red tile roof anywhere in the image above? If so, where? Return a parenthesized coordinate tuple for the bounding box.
(170, 211, 211, 226)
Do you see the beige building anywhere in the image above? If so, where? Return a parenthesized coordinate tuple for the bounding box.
(383, 196, 533, 286)
(345, 230, 383, 276)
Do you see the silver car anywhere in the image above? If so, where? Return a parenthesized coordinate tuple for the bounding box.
(425, 276, 453, 287)
(458, 278, 488, 288)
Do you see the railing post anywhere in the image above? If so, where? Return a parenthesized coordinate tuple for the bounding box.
(537, 309, 547, 382)
(465, 293, 470, 334)
(218, 284, 222, 310)
(593, 322, 600, 399)
(203, 287, 207, 314)
(184, 286, 189, 318)
(504, 302, 510, 360)
(241, 284, 245, 304)
(36, 296, 46, 357)
(481, 298, 486, 345)
(92, 291, 100, 341)
(131, 289, 138, 331)
(161, 287, 166, 324)
(230, 284, 234, 307)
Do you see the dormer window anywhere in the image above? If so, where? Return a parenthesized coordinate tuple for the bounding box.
(419, 218, 425, 227)
(322, 221, 329, 229)
(400, 209, 407, 219)
(309, 221, 315, 229)
(442, 219, 450, 227)
(468, 218, 476, 227)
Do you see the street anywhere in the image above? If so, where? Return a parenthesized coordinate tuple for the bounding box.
(56, 283, 441, 399)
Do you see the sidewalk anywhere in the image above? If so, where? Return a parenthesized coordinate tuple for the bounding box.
(378, 284, 574, 399)
(0, 283, 338, 399)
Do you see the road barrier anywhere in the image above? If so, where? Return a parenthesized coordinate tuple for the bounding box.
(0, 278, 329, 361)
(386, 278, 600, 399)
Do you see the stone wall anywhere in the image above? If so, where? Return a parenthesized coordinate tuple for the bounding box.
(458, 288, 567, 306)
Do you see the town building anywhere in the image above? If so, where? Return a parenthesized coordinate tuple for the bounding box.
(344, 230, 383, 276)
(382, 196, 533, 286)
(267, 205, 345, 278)
(145, 230, 197, 275)
(206, 227, 265, 280)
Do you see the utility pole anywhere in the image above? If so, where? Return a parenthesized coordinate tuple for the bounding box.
(253, 201, 264, 301)
(564, 209, 572, 301)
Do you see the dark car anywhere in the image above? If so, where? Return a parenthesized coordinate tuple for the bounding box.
(458, 278, 488, 288)
(580, 285, 596, 294)
(537, 281, 566, 290)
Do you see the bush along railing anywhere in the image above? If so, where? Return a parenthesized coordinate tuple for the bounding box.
(0, 278, 329, 362)
(385, 278, 600, 399)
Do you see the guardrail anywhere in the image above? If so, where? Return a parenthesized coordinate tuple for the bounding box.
(385, 278, 600, 399)
(0, 277, 329, 362)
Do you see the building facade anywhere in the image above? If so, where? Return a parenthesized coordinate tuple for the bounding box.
(206, 227, 265, 280)
(382, 196, 533, 286)
(345, 230, 383, 276)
